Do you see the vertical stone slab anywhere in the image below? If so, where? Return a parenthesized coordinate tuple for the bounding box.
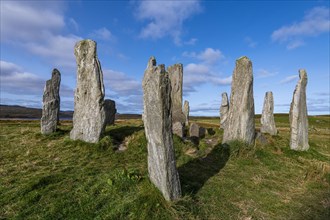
(142, 56, 181, 201)
(104, 99, 116, 125)
(222, 56, 255, 145)
(173, 121, 184, 138)
(168, 64, 185, 124)
(289, 69, 309, 151)
(260, 91, 277, 135)
(183, 100, 190, 127)
(41, 68, 61, 134)
(70, 39, 106, 143)
(220, 92, 229, 129)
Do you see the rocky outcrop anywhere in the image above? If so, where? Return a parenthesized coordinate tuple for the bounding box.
(260, 91, 277, 135)
(168, 64, 185, 124)
(220, 92, 229, 129)
(289, 69, 309, 151)
(183, 100, 190, 127)
(222, 56, 255, 145)
(173, 121, 184, 138)
(70, 39, 106, 143)
(104, 99, 116, 125)
(41, 69, 61, 134)
(142, 56, 181, 201)
(189, 123, 205, 138)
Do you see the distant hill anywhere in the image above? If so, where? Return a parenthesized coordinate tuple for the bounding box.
(0, 105, 142, 120)
(0, 105, 73, 119)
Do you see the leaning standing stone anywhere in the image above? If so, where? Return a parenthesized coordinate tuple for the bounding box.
(222, 56, 255, 145)
(41, 69, 61, 134)
(260, 91, 277, 135)
(104, 99, 116, 125)
(70, 39, 106, 143)
(183, 100, 190, 127)
(220, 92, 229, 130)
(168, 64, 185, 124)
(173, 121, 184, 138)
(289, 69, 309, 151)
(142, 56, 181, 201)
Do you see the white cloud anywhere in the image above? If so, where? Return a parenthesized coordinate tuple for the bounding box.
(279, 75, 299, 84)
(90, 27, 113, 41)
(183, 48, 225, 64)
(0, 1, 81, 69)
(184, 38, 198, 45)
(244, 37, 257, 48)
(0, 60, 73, 97)
(271, 6, 330, 49)
(135, 0, 202, 45)
(256, 68, 278, 78)
(103, 69, 141, 97)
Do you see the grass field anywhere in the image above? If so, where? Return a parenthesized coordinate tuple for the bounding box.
(1, 115, 329, 219)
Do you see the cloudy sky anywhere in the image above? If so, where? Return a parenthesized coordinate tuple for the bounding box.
(1, 1, 329, 115)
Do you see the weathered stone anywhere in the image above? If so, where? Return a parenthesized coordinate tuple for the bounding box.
(260, 91, 277, 135)
(183, 100, 190, 127)
(173, 121, 184, 138)
(104, 99, 116, 125)
(142, 56, 181, 201)
(289, 69, 309, 151)
(220, 92, 229, 129)
(70, 39, 106, 143)
(189, 123, 205, 138)
(168, 64, 185, 124)
(222, 56, 255, 145)
(41, 68, 61, 134)
(255, 132, 269, 145)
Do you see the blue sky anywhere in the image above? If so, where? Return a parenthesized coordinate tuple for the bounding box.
(1, 0, 329, 116)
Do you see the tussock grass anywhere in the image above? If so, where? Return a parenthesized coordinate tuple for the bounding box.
(0, 116, 329, 219)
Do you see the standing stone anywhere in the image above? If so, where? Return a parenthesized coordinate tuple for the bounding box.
(189, 123, 205, 138)
(173, 121, 184, 138)
(222, 56, 255, 145)
(70, 39, 106, 143)
(168, 64, 185, 124)
(104, 99, 116, 125)
(142, 56, 181, 201)
(260, 91, 277, 135)
(41, 69, 61, 134)
(183, 100, 190, 126)
(289, 69, 309, 151)
(220, 92, 229, 129)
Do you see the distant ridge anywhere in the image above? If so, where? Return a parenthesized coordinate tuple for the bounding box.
(0, 105, 142, 120)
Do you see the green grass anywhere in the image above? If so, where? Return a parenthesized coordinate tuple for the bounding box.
(0, 116, 329, 219)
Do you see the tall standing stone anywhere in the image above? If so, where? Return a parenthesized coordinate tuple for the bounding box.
(222, 56, 255, 145)
(220, 92, 229, 129)
(289, 69, 309, 151)
(70, 39, 106, 143)
(142, 56, 181, 201)
(260, 91, 277, 135)
(41, 69, 61, 134)
(183, 100, 190, 127)
(168, 64, 185, 124)
(104, 99, 116, 125)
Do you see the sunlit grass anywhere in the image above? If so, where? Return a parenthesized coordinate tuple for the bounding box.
(0, 115, 329, 219)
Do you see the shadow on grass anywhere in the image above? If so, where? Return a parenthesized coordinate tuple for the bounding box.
(178, 143, 230, 195)
(104, 125, 144, 143)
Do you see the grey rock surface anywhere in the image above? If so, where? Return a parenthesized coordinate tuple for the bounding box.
(260, 91, 277, 135)
(222, 56, 255, 145)
(173, 121, 184, 138)
(220, 92, 229, 129)
(70, 39, 106, 143)
(168, 64, 185, 124)
(289, 69, 309, 151)
(142, 56, 181, 201)
(41, 68, 61, 134)
(104, 99, 116, 125)
(183, 100, 190, 127)
(189, 123, 205, 138)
